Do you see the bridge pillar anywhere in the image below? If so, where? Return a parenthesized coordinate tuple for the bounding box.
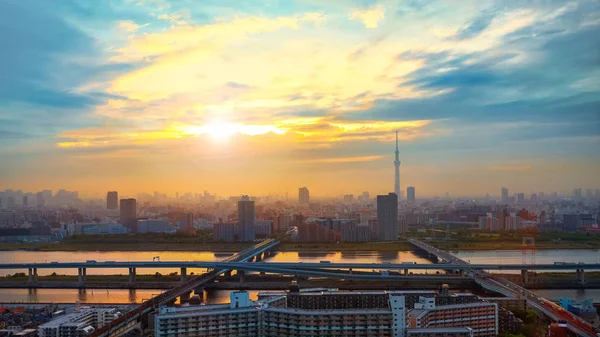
(78, 268, 86, 283)
(256, 253, 262, 262)
(521, 270, 528, 284)
(28, 268, 37, 283)
(259, 271, 266, 275)
(224, 270, 232, 277)
(129, 267, 136, 283)
(577, 269, 585, 284)
(349, 268, 353, 275)
(194, 287, 204, 297)
(180, 291, 192, 304)
(239, 270, 246, 283)
(180, 268, 187, 282)
(459, 269, 464, 277)
(404, 269, 408, 276)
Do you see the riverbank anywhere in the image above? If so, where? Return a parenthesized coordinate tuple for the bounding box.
(432, 241, 599, 251)
(0, 241, 415, 252)
(0, 242, 251, 252)
(0, 240, 597, 252)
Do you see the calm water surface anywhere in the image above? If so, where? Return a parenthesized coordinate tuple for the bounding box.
(1, 249, 599, 303)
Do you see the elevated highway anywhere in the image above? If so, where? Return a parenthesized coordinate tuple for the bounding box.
(409, 238, 598, 337)
(89, 239, 279, 337)
(3, 261, 600, 272)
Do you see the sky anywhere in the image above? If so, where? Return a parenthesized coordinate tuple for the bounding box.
(0, 0, 599, 198)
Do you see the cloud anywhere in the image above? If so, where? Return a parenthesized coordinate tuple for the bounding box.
(453, 10, 496, 40)
(298, 155, 384, 164)
(118, 20, 143, 32)
(0, 1, 97, 108)
(349, 5, 385, 29)
(111, 12, 327, 62)
(489, 165, 533, 171)
(3, 0, 599, 195)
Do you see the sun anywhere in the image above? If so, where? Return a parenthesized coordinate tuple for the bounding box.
(203, 122, 239, 141)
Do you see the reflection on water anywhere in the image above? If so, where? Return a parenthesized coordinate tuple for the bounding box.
(455, 249, 600, 274)
(0, 251, 233, 276)
(2, 249, 600, 304)
(0, 288, 265, 305)
(267, 251, 430, 264)
(455, 249, 600, 264)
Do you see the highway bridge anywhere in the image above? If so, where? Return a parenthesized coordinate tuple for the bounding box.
(409, 238, 598, 337)
(4, 261, 597, 285)
(88, 238, 279, 337)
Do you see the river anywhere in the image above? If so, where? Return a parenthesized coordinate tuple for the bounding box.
(0, 249, 599, 304)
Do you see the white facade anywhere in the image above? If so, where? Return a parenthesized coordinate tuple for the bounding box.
(478, 213, 500, 231)
(64, 222, 127, 236)
(38, 309, 121, 337)
(505, 213, 521, 230)
(137, 219, 176, 233)
(390, 294, 407, 337)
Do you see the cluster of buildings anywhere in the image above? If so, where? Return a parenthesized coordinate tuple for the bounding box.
(0, 305, 125, 337)
(152, 287, 528, 337)
(38, 308, 122, 337)
(1, 180, 599, 244)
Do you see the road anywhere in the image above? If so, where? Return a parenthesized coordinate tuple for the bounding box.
(410, 238, 598, 337)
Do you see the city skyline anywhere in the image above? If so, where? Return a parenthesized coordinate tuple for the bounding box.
(2, 185, 600, 201)
(1, 0, 599, 197)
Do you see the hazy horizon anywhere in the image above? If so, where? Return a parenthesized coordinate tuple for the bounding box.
(1, 0, 599, 197)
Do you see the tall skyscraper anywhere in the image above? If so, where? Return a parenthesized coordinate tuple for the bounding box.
(501, 187, 508, 203)
(299, 187, 310, 204)
(35, 192, 45, 207)
(238, 195, 255, 242)
(119, 198, 137, 233)
(394, 131, 401, 199)
(516, 193, 525, 204)
(407, 186, 416, 203)
(107, 191, 118, 210)
(376, 193, 398, 241)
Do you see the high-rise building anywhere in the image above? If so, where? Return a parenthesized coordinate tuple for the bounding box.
(119, 198, 137, 233)
(394, 131, 401, 199)
(585, 189, 593, 199)
(36, 192, 45, 207)
(238, 195, 255, 242)
(106, 191, 118, 210)
(479, 213, 500, 231)
(299, 187, 310, 204)
(516, 193, 525, 204)
(343, 194, 354, 202)
(501, 188, 509, 203)
(407, 186, 416, 203)
(22, 195, 28, 207)
(505, 212, 521, 230)
(180, 212, 194, 231)
(213, 222, 236, 241)
(573, 188, 582, 199)
(377, 193, 398, 241)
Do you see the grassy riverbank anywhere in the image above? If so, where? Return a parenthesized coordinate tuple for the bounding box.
(431, 241, 599, 251)
(413, 230, 600, 251)
(1, 230, 599, 252)
(0, 273, 184, 282)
